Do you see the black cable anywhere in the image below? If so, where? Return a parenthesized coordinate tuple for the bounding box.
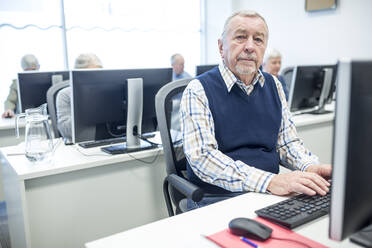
(127, 149, 162, 164)
(137, 134, 161, 146)
(271, 236, 313, 248)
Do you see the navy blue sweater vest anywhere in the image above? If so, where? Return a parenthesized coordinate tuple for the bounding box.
(187, 67, 282, 194)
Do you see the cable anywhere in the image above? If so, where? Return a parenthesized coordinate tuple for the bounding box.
(137, 134, 161, 147)
(106, 123, 125, 138)
(127, 148, 162, 164)
(271, 236, 313, 248)
(73, 145, 111, 157)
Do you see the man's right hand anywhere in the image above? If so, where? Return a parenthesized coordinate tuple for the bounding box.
(2, 109, 15, 118)
(267, 170, 330, 196)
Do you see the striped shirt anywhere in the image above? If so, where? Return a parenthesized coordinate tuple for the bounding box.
(180, 63, 319, 193)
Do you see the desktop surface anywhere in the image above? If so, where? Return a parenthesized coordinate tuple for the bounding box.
(85, 192, 357, 248)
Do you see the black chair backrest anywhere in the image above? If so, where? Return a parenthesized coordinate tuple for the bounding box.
(46, 80, 70, 138)
(155, 78, 193, 207)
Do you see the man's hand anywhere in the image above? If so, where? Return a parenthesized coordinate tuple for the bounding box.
(267, 170, 331, 196)
(2, 109, 15, 118)
(305, 164, 332, 180)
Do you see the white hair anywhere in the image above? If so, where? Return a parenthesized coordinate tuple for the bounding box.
(74, 53, 102, 69)
(221, 10, 269, 42)
(263, 48, 282, 64)
(170, 53, 184, 65)
(21, 54, 40, 71)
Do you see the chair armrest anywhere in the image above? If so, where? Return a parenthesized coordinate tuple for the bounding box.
(166, 174, 204, 202)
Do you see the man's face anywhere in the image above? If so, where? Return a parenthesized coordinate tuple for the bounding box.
(172, 56, 185, 75)
(265, 57, 281, 76)
(218, 15, 268, 81)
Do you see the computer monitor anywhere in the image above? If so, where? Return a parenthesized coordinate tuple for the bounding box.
(196, 64, 218, 76)
(71, 68, 172, 144)
(329, 59, 372, 246)
(17, 70, 69, 112)
(287, 64, 336, 115)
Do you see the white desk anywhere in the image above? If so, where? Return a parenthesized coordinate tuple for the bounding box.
(85, 192, 358, 248)
(0, 117, 25, 147)
(0, 141, 168, 248)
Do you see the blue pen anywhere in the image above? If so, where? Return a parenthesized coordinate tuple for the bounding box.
(240, 236, 259, 248)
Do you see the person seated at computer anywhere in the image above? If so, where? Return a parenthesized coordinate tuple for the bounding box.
(171, 53, 191, 81)
(56, 53, 103, 141)
(263, 48, 289, 100)
(180, 10, 331, 209)
(2, 54, 40, 118)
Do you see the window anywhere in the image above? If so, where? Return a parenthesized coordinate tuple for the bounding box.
(0, 0, 201, 113)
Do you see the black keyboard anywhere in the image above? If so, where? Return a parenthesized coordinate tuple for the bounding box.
(255, 192, 330, 229)
(78, 133, 156, 149)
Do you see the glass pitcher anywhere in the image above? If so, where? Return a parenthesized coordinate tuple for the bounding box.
(15, 104, 54, 162)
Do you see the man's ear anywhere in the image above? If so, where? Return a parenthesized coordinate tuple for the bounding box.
(218, 38, 224, 59)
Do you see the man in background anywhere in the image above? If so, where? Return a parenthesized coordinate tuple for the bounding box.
(263, 48, 289, 100)
(2, 54, 40, 118)
(171, 53, 191, 81)
(56, 53, 103, 141)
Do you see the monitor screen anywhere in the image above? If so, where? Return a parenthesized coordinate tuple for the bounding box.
(72, 68, 172, 143)
(18, 71, 69, 112)
(196, 64, 218, 76)
(329, 59, 372, 243)
(288, 64, 336, 115)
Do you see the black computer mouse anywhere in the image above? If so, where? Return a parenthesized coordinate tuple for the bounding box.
(229, 217, 272, 241)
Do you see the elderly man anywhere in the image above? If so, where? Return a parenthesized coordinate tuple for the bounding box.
(2, 54, 40, 118)
(263, 48, 289, 100)
(180, 10, 331, 209)
(171, 53, 191, 81)
(56, 53, 103, 141)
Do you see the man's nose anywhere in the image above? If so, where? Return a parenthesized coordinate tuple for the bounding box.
(244, 37, 255, 52)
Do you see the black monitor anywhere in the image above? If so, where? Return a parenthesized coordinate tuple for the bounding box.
(329, 59, 372, 246)
(196, 64, 218, 76)
(287, 64, 337, 115)
(71, 68, 172, 144)
(17, 70, 69, 112)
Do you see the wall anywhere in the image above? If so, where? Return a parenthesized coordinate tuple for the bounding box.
(205, 0, 372, 70)
(203, 0, 232, 64)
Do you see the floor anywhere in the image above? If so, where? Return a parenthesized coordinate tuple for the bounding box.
(0, 202, 10, 248)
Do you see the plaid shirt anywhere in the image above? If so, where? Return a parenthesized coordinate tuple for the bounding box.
(180, 63, 319, 193)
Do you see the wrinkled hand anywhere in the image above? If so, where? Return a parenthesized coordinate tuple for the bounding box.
(2, 109, 15, 118)
(305, 164, 332, 180)
(267, 169, 330, 196)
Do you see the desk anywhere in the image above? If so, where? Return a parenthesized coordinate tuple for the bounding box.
(0, 141, 168, 248)
(85, 193, 358, 248)
(0, 118, 25, 147)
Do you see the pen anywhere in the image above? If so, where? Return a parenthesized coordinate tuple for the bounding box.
(240, 236, 259, 248)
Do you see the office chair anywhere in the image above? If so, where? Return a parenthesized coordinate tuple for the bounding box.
(155, 78, 205, 216)
(280, 66, 294, 93)
(46, 80, 70, 138)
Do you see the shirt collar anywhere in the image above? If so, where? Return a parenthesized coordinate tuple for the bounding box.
(218, 62, 265, 92)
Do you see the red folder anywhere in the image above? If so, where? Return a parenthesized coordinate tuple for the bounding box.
(207, 217, 328, 248)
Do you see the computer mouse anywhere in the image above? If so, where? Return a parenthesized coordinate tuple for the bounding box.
(229, 217, 272, 241)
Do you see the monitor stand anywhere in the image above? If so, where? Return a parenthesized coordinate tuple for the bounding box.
(311, 68, 333, 115)
(350, 224, 372, 247)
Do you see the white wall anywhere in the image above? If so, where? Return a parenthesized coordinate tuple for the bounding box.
(205, 0, 372, 70)
(204, 0, 232, 64)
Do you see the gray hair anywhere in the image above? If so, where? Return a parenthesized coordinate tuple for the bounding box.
(170, 53, 183, 65)
(21, 54, 40, 71)
(221, 10, 269, 42)
(263, 48, 282, 64)
(74, 53, 102, 69)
